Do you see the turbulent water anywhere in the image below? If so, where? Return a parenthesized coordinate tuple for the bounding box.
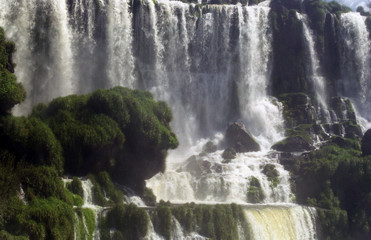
(297, 13, 331, 123)
(2, 0, 371, 239)
(339, 12, 371, 122)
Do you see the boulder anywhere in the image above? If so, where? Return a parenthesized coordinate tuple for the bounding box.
(225, 122, 260, 152)
(361, 129, 371, 156)
(272, 135, 313, 152)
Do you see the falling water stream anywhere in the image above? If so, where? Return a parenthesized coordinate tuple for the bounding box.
(1, 0, 371, 239)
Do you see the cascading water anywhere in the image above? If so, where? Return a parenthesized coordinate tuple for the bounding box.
(0, 0, 326, 239)
(297, 13, 330, 123)
(135, 0, 284, 151)
(80, 179, 102, 240)
(339, 12, 371, 125)
(0, 0, 75, 114)
(147, 150, 292, 204)
(244, 205, 318, 240)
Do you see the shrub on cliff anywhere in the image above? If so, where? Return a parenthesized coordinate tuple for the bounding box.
(0, 116, 64, 174)
(0, 27, 26, 114)
(32, 87, 178, 191)
(291, 143, 371, 240)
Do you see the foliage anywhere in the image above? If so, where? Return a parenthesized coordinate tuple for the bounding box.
(103, 203, 150, 240)
(165, 203, 249, 240)
(0, 27, 26, 114)
(82, 208, 95, 239)
(154, 203, 172, 240)
(290, 143, 371, 240)
(0, 116, 64, 174)
(67, 177, 84, 198)
(21, 197, 75, 240)
(262, 164, 279, 188)
(32, 87, 178, 192)
(247, 176, 264, 203)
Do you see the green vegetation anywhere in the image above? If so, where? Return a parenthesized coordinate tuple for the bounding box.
(0, 28, 26, 114)
(222, 148, 236, 163)
(101, 203, 150, 240)
(67, 177, 84, 198)
(262, 164, 279, 188)
(151, 203, 249, 240)
(286, 141, 371, 240)
(0, 27, 178, 240)
(247, 176, 264, 203)
(31, 87, 178, 192)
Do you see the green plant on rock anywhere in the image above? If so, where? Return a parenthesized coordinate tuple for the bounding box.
(0, 27, 26, 115)
(247, 176, 264, 203)
(104, 203, 149, 240)
(82, 208, 95, 240)
(0, 116, 64, 174)
(262, 164, 279, 188)
(67, 177, 84, 198)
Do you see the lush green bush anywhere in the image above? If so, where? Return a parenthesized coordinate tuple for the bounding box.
(0, 116, 64, 174)
(0, 27, 26, 114)
(165, 204, 248, 240)
(67, 177, 84, 198)
(32, 87, 178, 192)
(104, 203, 149, 240)
(247, 176, 265, 203)
(154, 203, 172, 240)
(290, 143, 371, 240)
(17, 166, 67, 202)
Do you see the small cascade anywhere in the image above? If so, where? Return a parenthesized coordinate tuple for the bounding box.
(143, 220, 165, 240)
(244, 205, 319, 240)
(339, 12, 371, 122)
(80, 179, 102, 240)
(236, 4, 284, 148)
(107, 0, 135, 87)
(171, 217, 208, 240)
(297, 13, 330, 123)
(147, 150, 292, 204)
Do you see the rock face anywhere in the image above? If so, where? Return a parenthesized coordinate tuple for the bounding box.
(362, 129, 371, 156)
(225, 122, 260, 152)
(272, 136, 313, 152)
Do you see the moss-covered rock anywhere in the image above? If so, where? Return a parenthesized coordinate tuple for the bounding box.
(67, 177, 84, 198)
(247, 176, 264, 203)
(222, 148, 236, 163)
(262, 164, 280, 188)
(272, 135, 313, 152)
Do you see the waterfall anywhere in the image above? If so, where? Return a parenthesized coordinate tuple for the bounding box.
(339, 12, 371, 122)
(297, 13, 330, 123)
(0, 1, 325, 239)
(80, 179, 102, 240)
(146, 150, 292, 204)
(134, 0, 284, 152)
(0, 0, 75, 114)
(244, 205, 319, 240)
(107, 0, 135, 87)
(236, 4, 284, 148)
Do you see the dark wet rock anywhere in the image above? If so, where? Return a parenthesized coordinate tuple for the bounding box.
(272, 135, 313, 152)
(362, 129, 371, 156)
(225, 122, 260, 152)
